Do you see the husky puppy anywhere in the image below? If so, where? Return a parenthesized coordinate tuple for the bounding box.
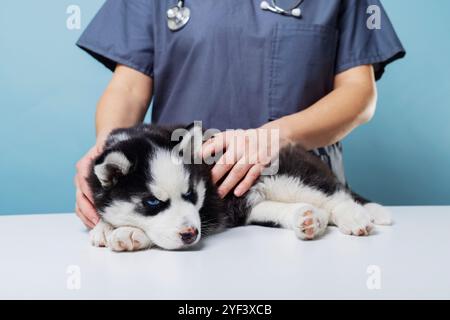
(88, 124, 392, 251)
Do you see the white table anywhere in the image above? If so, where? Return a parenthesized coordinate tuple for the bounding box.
(0, 207, 449, 300)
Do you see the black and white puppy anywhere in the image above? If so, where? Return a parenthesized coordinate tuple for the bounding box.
(88, 124, 392, 251)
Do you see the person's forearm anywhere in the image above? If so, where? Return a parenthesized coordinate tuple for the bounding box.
(95, 88, 149, 144)
(95, 66, 153, 146)
(262, 65, 377, 150)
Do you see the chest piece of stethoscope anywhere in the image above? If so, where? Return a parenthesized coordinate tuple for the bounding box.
(260, 0, 303, 18)
(167, 0, 190, 31)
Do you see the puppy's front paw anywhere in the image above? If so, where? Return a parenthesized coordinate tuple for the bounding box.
(333, 202, 373, 236)
(89, 221, 113, 247)
(108, 227, 151, 252)
(292, 204, 328, 240)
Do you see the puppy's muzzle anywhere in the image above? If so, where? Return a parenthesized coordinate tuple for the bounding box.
(179, 226, 199, 245)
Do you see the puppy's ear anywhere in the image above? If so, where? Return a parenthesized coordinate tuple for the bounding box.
(93, 151, 132, 188)
(173, 121, 204, 158)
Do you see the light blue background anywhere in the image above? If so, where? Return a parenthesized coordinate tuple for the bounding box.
(0, 0, 449, 215)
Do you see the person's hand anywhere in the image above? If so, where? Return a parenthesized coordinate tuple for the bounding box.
(74, 144, 103, 228)
(201, 128, 286, 198)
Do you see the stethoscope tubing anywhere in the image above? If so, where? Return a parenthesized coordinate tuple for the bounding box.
(168, 0, 304, 31)
(271, 0, 304, 12)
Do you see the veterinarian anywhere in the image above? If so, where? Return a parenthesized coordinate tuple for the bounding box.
(74, 0, 404, 228)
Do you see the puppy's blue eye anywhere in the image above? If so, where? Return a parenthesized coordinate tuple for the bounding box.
(146, 198, 161, 207)
(142, 196, 169, 216)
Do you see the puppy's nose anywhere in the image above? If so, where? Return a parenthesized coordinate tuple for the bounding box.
(179, 227, 199, 245)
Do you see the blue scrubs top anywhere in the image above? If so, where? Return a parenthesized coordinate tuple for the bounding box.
(77, 0, 405, 185)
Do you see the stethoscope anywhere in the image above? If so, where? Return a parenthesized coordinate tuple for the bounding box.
(167, 0, 305, 31)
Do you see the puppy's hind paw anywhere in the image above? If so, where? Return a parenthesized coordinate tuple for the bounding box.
(364, 203, 393, 225)
(333, 203, 373, 236)
(108, 227, 152, 252)
(292, 204, 328, 240)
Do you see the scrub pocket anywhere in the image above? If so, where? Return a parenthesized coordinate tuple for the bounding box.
(267, 23, 338, 119)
